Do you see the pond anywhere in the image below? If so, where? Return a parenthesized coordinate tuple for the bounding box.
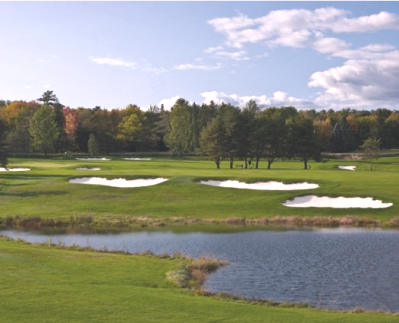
(2, 227, 399, 313)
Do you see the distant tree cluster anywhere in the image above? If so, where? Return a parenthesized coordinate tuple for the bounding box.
(0, 92, 398, 169)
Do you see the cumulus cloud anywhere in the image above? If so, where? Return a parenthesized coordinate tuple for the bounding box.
(200, 91, 314, 109)
(309, 51, 399, 107)
(312, 37, 350, 54)
(208, 7, 399, 108)
(158, 96, 182, 110)
(208, 8, 399, 50)
(91, 57, 137, 68)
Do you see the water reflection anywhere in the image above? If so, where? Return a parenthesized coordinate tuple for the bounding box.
(2, 227, 399, 313)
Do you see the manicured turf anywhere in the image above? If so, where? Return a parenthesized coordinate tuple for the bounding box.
(1, 237, 398, 323)
(1, 156, 398, 223)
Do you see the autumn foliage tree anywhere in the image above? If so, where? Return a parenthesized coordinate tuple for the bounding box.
(63, 107, 78, 151)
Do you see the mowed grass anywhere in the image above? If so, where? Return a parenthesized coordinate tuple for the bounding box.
(1, 156, 399, 222)
(1, 237, 398, 323)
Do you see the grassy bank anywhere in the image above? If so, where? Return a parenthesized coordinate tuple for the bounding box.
(1, 156, 399, 226)
(1, 236, 398, 323)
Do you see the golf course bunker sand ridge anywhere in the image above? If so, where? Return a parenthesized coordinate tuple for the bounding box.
(69, 177, 168, 188)
(0, 167, 30, 171)
(283, 195, 392, 208)
(124, 158, 151, 161)
(200, 180, 319, 190)
(75, 158, 111, 161)
(76, 167, 101, 171)
(338, 165, 356, 171)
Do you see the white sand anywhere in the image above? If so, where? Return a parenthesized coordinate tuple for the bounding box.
(75, 158, 110, 161)
(69, 177, 168, 188)
(200, 180, 319, 190)
(124, 158, 151, 161)
(338, 165, 356, 171)
(76, 168, 100, 171)
(283, 195, 392, 208)
(0, 167, 30, 172)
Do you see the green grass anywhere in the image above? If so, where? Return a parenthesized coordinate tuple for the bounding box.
(1, 236, 398, 323)
(1, 155, 399, 225)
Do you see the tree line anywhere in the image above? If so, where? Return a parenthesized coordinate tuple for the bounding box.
(0, 91, 398, 169)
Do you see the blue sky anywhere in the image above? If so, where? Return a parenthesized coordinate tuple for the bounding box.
(1, 1, 399, 111)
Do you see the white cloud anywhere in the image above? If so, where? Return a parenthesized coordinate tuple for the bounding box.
(204, 46, 224, 54)
(208, 7, 399, 109)
(208, 7, 399, 51)
(158, 96, 181, 110)
(213, 50, 249, 61)
(44, 84, 51, 88)
(312, 37, 350, 54)
(330, 11, 399, 33)
(175, 63, 222, 71)
(271, 29, 312, 48)
(200, 91, 314, 109)
(309, 51, 399, 107)
(91, 57, 137, 68)
(24, 85, 31, 89)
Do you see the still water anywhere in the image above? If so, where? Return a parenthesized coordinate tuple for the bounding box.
(2, 227, 399, 313)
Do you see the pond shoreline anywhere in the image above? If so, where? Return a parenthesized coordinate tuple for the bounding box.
(2, 214, 399, 231)
(2, 234, 398, 316)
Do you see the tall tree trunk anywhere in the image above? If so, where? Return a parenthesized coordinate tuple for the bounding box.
(267, 159, 272, 169)
(215, 157, 220, 169)
(255, 156, 260, 169)
(304, 158, 308, 170)
(229, 156, 234, 169)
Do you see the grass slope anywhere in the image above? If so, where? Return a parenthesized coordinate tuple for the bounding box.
(1, 156, 399, 224)
(1, 237, 398, 323)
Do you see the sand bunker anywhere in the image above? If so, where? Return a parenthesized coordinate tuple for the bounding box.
(76, 168, 100, 171)
(124, 158, 151, 161)
(200, 180, 318, 190)
(75, 158, 110, 161)
(283, 195, 392, 208)
(69, 177, 168, 188)
(0, 167, 30, 172)
(338, 166, 356, 171)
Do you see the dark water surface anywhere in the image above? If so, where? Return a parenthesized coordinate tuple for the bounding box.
(2, 227, 399, 313)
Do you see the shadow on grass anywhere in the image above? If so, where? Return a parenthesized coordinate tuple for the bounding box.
(0, 191, 67, 197)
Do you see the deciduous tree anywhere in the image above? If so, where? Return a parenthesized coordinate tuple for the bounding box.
(29, 105, 59, 157)
(361, 137, 381, 171)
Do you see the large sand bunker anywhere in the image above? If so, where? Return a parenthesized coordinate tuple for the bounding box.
(283, 195, 392, 208)
(76, 158, 110, 161)
(0, 167, 30, 172)
(76, 168, 100, 171)
(69, 177, 168, 188)
(200, 180, 318, 190)
(124, 158, 151, 161)
(338, 166, 356, 171)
